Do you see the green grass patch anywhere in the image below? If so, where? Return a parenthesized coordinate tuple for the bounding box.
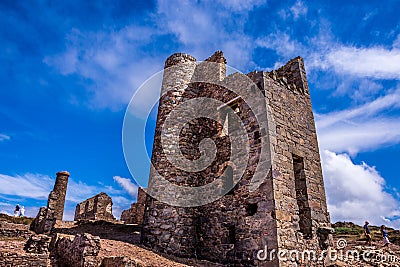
(0, 213, 34, 225)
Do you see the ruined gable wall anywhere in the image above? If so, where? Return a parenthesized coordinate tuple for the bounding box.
(74, 192, 115, 221)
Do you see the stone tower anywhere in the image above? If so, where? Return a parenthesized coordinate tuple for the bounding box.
(141, 52, 331, 266)
(31, 171, 70, 234)
(48, 171, 70, 220)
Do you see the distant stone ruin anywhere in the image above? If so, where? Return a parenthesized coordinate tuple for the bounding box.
(31, 171, 70, 234)
(74, 192, 115, 222)
(120, 188, 146, 224)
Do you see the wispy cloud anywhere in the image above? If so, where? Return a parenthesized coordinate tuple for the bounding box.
(363, 9, 378, 21)
(316, 89, 400, 155)
(278, 0, 308, 21)
(156, 0, 257, 69)
(290, 0, 308, 20)
(0, 134, 10, 141)
(322, 150, 400, 228)
(325, 47, 400, 79)
(0, 173, 53, 199)
(256, 32, 304, 63)
(113, 176, 138, 199)
(215, 0, 267, 12)
(43, 0, 268, 113)
(44, 26, 164, 111)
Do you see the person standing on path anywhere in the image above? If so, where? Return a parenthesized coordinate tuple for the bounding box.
(380, 225, 390, 248)
(19, 206, 25, 217)
(14, 204, 20, 217)
(363, 221, 372, 246)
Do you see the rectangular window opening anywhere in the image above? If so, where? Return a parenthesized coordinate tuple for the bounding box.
(218, 98, 241, 137)
(293, 155, 312, 239)
(227, 225, 236, 244)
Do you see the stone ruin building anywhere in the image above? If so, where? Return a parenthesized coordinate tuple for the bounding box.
(74, 192, 116, 221)
(140, 51, 332, 266)
(120, 187, 146, 224)
(31, 171, 70, 234)
(31, 172, 119, 235)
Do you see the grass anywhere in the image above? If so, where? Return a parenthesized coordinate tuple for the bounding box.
(0, 213, 34, 225)
(334, 227, 363, 235)
(333, 221, 400, 246)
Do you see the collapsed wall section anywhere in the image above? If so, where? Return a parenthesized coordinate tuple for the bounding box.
(121, 188, 146, 224)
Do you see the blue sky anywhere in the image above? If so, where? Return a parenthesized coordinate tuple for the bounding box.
(1, 1, 400, 227)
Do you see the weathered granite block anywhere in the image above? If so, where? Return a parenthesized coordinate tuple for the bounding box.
(51, 233, 101, 267)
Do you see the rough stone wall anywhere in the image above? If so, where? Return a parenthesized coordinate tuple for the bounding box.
(0, 252, 49, 266)
(248, 59, 331, 266)
(141, 53, 199, 257)
(51, 233, 101, 267)
(24, 234, 51, 254)
(101, 256, 145, 267)
(48, 171, 70, 221)
(31, 171, 70, 234)
(120, 188, 146, 224)
(141, 52, 331, 266)
(0, 221, 32, 239)
(74, 192, 115, 221)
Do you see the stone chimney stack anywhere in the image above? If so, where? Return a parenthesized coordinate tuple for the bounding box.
(47, 171, 70, 221)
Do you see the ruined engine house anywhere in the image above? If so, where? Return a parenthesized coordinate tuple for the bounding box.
(141, 51, 332, 266)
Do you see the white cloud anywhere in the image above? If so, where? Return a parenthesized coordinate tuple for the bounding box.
(290, 1, 307, 20)
(253, 19, 400, 83)
(326, 47, 400, 79)
(256, 32, 304, 60)
(215, 0, 267, 12)
(0, 134, 10, 141)
(322, 150, 400, 228)
(363, 9, 378, 21)
(316, 89, 400, 129)
(0, 173, 53, 199)
(156, 0, 257, 70)
(316, 89, 400, 155)
(44, 26, 164, 111)
(318, 118, 400, 156)
(0, 202, 13, 216)
(278, 1, 308, 21)
(393, 34, 400, 49)
(113, 176, 139, 199)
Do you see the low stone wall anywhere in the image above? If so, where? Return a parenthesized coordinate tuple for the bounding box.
(0, 252, 48, 266)
(101, 256, 144, 267)
(0, 221, 32, 239)
(52, 233, 101, 267)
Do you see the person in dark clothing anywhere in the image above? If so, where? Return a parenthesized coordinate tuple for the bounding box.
(363, 221, 372, 246)
(14, 204, 20, 217)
